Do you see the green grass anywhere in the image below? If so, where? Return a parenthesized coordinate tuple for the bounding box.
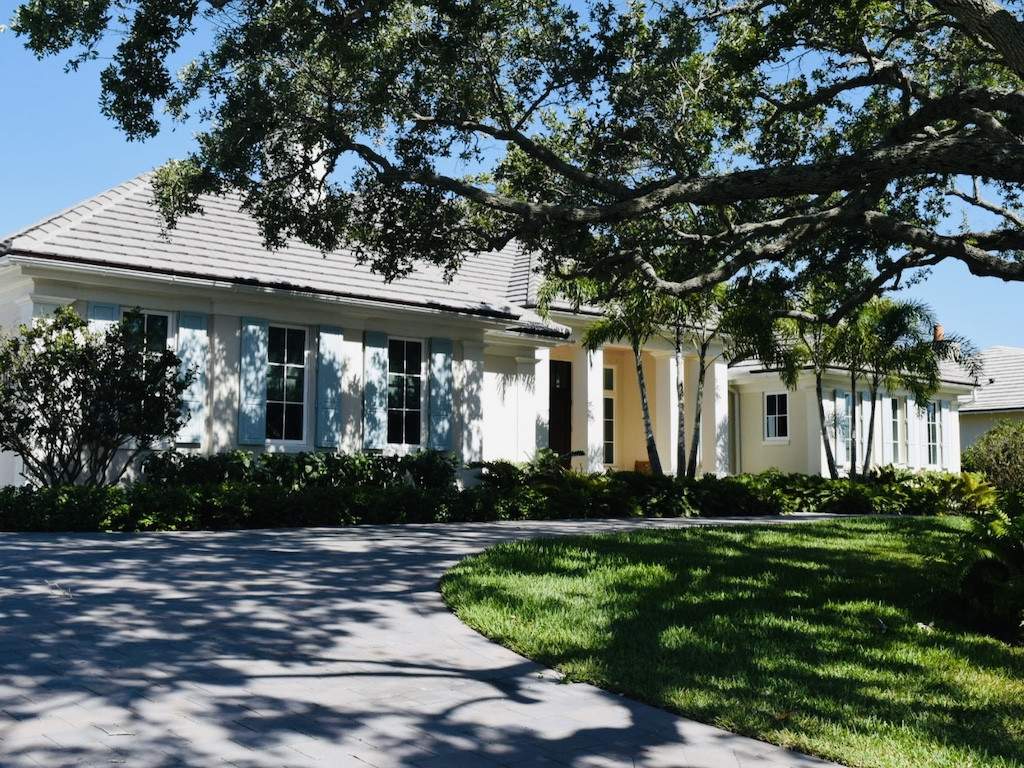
(441, 518, 1024, 768)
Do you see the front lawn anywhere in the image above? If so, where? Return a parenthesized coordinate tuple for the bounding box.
(441, 518, 1024, 768)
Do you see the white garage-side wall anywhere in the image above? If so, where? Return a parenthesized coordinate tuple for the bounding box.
(482, 349, 545, 463)
(960, 410, 1024, 450)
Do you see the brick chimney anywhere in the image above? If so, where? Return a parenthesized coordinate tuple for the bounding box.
(933, 323, 945, 342)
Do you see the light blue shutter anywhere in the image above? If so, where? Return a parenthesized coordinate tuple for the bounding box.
(238, 318, 268, 445)
(315, 326, 345, 449)
(363, 331, 388, 450)
(87, 302, 120, 334)
(428, 337, 454, 451)
(177, 313, 210, 445)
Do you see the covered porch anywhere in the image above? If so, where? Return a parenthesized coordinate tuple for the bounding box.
(544, 340, 731, 476)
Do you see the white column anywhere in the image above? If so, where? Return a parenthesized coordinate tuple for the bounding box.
(701, 355, 730, 476)
(533, 348, 550, 454)
(515, 354, 538, 462)
(807, 387, 825, 476)
(653, 354, 679, 474)
(683, 355, 701, 472)
(457, 340, 485, 463)
(570, 345, 604, 472)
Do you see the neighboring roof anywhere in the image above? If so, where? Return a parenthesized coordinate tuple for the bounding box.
(960, 346, 1024, 413)
(1, 175, 563, 337)
(730, 358, 976, 388)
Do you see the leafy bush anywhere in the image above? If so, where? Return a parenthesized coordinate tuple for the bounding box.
(962, 419, 1024, 493)
(957, 506, 1024, 642)
(0, 306, 191, 486)
(0, 449, 997, 532)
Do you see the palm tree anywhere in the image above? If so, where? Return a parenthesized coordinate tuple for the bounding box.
(581, 287, 669, 476)
(840, 297, 980, 474)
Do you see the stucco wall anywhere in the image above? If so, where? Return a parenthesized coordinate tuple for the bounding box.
(961, 411, 1024, 450)
(736, 385, 812, 474)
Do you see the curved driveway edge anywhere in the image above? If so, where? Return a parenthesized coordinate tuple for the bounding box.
(0, 516, 843, 767)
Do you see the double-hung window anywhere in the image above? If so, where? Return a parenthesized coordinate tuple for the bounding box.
(764, 393, 789, 440)
(387, 339, 423, 446)
(266, 326, 307, 442)
(603, 367, 615, 465)
(124, 310, 172, 357)
(926, 402, 942, 466)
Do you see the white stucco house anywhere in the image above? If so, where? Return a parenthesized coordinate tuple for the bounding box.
(959, 346, 1024, 448)
(0, 176, 973, 486)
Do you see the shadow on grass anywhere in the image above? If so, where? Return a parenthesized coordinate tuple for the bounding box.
(442, 517, 1024, 767)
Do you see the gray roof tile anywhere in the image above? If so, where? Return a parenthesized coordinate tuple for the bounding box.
(3, 175, 560, 334)
(960, 346, 1024, 412)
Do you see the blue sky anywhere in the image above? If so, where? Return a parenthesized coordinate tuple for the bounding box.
(1, 9, 1021, 350)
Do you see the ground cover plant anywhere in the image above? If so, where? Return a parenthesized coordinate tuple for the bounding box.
(441, 518, 1024, 768)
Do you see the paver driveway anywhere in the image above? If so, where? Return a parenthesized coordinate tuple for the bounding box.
(0, 517, 841, 767)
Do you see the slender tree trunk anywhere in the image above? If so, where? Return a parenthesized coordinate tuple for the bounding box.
(849, 368, 858, 478)
(634, 345, 663, 476)
(675, 325, 687, 475)
(862, 385, 880, 475)
(815, 372, 839, 479)
(686, 348, 708, 479)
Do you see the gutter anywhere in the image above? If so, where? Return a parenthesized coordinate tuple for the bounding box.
(9, 249, 569, 339)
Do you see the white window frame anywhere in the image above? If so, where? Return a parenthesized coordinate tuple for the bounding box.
(264, 323, 311, 448)
(386, 336, 427, 452)
(120, 308, 177, 353)
(763, 391, 790, 443)
(603, 366, 616, 466)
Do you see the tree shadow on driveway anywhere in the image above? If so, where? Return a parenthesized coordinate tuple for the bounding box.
(0, 518, 837, 767)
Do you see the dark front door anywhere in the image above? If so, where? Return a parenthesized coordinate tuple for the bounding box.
(549, 360, 572, 467)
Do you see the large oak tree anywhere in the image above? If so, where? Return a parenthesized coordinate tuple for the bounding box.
(11, 0, 1024, 299)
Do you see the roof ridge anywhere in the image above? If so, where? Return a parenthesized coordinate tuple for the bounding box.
(3, 173, 153, 246)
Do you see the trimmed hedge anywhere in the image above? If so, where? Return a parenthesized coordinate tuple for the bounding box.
(0, 449, 997, 532)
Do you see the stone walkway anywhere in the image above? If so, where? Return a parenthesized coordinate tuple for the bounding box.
(0, 517, 841, 767)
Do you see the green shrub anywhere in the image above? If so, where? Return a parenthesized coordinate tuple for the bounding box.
(957, 506, 1024, 642)
(962, 419, 1024, 493)
(0, 451, 1002, 532)
(0, 484, 128, 532)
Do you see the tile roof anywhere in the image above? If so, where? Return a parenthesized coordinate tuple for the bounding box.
(2, 174, 560, 335)
(960, 346, 1024, 412)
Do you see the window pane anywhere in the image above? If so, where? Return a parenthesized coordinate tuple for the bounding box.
(766, 395, 777, 417)
(387, 411, 404, 444)
(388, 376, 403, 409)
(604, 397, 613, 420)
(266, 402, 284, 440)
(405, 375, 421, 406)
(125, 312, 145, 346)
(405, 411, 421, 445)
(286, 329, 305, 365)
(146, 315, 168, 353)
(604, 443, 614, 464)
(285, 366, 304, 402)
(388, 340, 405, 373)
(776, 395, 788, 417)
(777, 416, 788, 437)
(267, 366, 284, 402)
(284, 404, 303, 440)
(766, 416, 776, 439)
(604, 420, 614, 442)
(405, 341, 422, 372)
(603, 368, 614, 391)
(268, 327, 286, 363)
